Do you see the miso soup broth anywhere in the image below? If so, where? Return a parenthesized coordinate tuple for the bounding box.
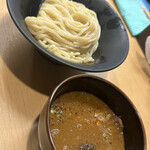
(50, 91, 124, 150)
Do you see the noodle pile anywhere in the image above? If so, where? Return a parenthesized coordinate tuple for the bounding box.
(25, 0, 101, 63)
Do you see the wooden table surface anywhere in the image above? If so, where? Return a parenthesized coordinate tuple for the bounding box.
(0, 0, 150, 150)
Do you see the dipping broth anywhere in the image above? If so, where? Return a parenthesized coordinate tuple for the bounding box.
(50, 91, 124, 150)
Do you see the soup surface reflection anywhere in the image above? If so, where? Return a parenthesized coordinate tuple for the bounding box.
(50, 91, 124, 150)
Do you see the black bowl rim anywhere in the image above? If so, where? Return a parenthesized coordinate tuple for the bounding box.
(6, 0, 129, 72)
(45, 74, 146, 150)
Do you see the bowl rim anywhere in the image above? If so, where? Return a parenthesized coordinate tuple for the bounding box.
(45, 74, 147, 150)
(6, 0, 129, 72)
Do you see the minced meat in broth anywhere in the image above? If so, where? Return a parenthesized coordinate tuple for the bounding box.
(50, 91, 124, 150)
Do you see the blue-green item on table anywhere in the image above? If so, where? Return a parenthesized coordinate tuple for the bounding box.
(114, 0, 150, 36)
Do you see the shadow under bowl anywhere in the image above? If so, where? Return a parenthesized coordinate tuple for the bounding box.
(38, 74, 146, 150)
(7, 0, 129, 72)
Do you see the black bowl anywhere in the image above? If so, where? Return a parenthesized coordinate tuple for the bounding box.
(38, 74, 146, 150)
(7, 0, 129, 72)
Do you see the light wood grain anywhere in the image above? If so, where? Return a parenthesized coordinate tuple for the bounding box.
(0, 0, 150, 150)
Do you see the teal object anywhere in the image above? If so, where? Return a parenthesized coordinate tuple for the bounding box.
(114, 0, 150, 36)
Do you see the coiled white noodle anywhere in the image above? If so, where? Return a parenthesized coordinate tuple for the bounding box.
(25, 0, 101, 63)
